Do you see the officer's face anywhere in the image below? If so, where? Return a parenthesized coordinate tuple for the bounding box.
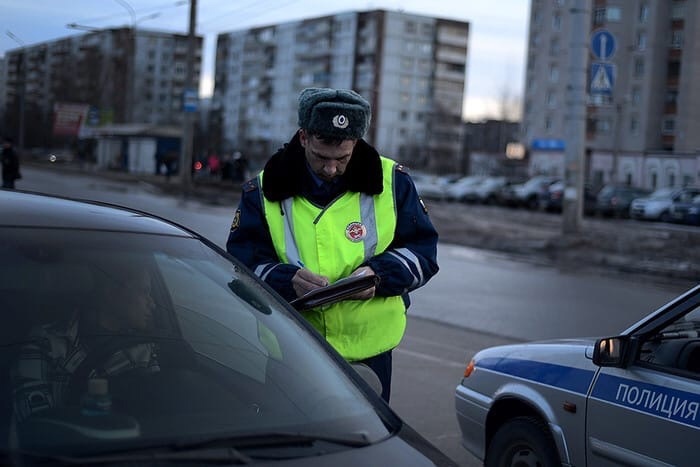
(300, 130, 357, 182)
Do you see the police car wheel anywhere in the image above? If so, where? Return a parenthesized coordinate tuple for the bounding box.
(485, 416, 559, 467)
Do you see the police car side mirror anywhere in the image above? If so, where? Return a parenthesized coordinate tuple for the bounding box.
(593, 336, 630, 367)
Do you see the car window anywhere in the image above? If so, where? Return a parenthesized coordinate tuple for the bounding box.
(638, 304, 700, 376)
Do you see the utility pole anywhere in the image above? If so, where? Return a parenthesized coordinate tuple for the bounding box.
(561, 0, 591, 234)
(180, 0, 197, 192)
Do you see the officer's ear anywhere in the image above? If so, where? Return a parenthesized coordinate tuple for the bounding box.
(299, 129, 308, 148)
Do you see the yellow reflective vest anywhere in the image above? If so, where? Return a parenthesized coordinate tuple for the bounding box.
(261, 156, 406, 361)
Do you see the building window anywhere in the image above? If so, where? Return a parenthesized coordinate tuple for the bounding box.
(545, 116, 553, 131)
(631, 86, 641, 106)
(404, 21, 417, 34)
(671, 2, 686, 19)
(549, 64, 559, 83)
(594, 8, 606, 25)
(546, 91, 557, 108)
(629, 116, 639, 134)
(671, 30, 683, 48)
(668, 172, 676, 187)
(634, 57, 645, 77)
(639, 4, 649, 23)
(606, 7, 622, 21)
(666, 90, 678, 106)
(637, 31, 647, 50)
(596, 118, 612, 133)
(662, 118, 675, 134)
(549, 37, 560, 56)
(552, 12, 561, 31)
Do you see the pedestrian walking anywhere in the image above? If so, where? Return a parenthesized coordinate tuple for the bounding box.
(1, 137, 21, 189)
(226, 87, 439, 402)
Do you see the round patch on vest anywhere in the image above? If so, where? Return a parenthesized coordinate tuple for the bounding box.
(345, 222, 367, 242)
(332, 114, 349, 129)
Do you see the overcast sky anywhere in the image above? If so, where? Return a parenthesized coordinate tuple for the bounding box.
(2, 0, 530, 121)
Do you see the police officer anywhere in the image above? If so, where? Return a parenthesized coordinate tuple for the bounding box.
(226, 87, 439, 402)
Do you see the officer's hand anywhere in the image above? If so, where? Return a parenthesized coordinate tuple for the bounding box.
(346, 266, 376, 301)
(292, 267, 329, 298)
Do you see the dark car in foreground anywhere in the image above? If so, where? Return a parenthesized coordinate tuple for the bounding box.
(456, 284, 700, 466)
(595, 184, 651, 218)
(0, 190, 455, 466)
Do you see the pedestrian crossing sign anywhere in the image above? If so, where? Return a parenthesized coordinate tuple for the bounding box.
(590, 62, 615, 96)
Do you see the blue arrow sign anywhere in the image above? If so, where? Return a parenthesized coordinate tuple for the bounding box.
(591, 29, 616, 60)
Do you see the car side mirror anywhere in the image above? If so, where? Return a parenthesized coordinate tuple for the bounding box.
(593, 336, 629, 367)
(350, 363, 383, 396)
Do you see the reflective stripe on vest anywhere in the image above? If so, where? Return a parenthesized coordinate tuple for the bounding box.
(261, 156, 406, 361)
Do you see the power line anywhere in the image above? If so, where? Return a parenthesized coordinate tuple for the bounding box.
(197, 0, 304, 32)
(70, 0, 187, 26)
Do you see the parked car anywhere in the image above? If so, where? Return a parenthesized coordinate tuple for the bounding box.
(467, 176, 508, 204)
(629, 186, 700, 222)
(540, 181, 597, 215)
(412, 172, 458, 201)
(0, 190, 456, 466)
(513, 176, 559, 209)
(595, 184, 651, 218)
(445, 175, 485, 202)
(494, 179, 526, 207)
(455, 284, 700, 467)
(670, 193, 700, 226)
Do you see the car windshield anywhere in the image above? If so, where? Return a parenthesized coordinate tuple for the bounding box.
(0, 228, 390, 458)
(648, 187, 676, 199)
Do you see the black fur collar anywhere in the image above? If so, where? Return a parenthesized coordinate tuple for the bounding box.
(262, 131, 384, 201)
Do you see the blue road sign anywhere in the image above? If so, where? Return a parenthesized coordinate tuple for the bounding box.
(183, 89, 198, 113)
(590, 62, 615, 96)
(531, 138, 565, 151)
(591, 29, 616, 60)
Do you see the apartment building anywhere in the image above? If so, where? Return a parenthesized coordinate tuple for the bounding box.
(2, 28, 202, 149)
(523, 0, 700, 190)
(212, 9, 469, 173)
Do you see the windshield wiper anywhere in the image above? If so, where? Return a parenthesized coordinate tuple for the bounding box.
(174, 431, 372, 451)
(4, 432, 373, 465)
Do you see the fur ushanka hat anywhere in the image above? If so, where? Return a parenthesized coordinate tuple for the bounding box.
(297, 87, 371, 140)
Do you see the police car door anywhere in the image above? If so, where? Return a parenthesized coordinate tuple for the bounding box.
(586, 293, 700, 466)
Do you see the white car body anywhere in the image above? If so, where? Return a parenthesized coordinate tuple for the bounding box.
(629, 187, 700, 221)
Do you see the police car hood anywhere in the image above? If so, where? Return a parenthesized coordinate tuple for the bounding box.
(473, 338, 599, 383)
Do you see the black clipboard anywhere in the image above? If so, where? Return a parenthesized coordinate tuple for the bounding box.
(290, 274, 380, 311)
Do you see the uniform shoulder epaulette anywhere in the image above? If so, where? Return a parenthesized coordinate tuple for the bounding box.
(243, 178, 259, 192)
(395, 164, 409, 174)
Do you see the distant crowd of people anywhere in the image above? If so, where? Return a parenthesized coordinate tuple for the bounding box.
(154, 149, 249, 184)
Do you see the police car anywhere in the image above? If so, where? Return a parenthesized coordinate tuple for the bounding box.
(455, 284, 700, 466)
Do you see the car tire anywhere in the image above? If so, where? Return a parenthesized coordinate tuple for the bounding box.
(659, 210, 671, 223)
(485, 416, 560, 467)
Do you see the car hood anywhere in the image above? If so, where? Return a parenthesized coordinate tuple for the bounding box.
(472, 338, 599, 387)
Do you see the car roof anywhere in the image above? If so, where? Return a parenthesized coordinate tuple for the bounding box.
(0, 190, 195, 237)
